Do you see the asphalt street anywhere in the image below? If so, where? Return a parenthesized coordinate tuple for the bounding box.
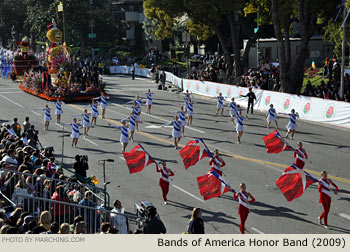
(0, 75, 349, 234)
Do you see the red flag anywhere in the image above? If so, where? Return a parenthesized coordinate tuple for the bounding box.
(196, 173, 230, 200)
(123, 145, 155, 174)
(263, 130, 292, 153)
(179, 139, 211, 169)
(275, 164, 318, 201)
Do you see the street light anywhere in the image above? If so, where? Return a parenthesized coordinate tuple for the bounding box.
(98, 159, 114, 208)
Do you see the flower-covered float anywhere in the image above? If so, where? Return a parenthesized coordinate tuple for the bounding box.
(13, 36, 39, 76)
(19, 19, 103, 102)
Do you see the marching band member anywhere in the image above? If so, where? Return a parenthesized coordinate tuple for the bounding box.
(81, 109, 91, 136)
(233, 183, 256, 234)
(165, 116, 182, 149)
(132, 101, 141, 131)
(209, 149, 225, 176)
(266, 104, 278, 129)
(226, 97, 237, 122)
(183, 90, 191, 112)
(156, 161, 174, 205)
(318, 171, 338, 229)
(170, 106, 187, 137)
(187, 98, 194, 126)
(98, 92, 108, 119)
(108, 120, 129, 153)
(135, 95, 143, 115)
(91, 99, 99, 126)
(43, 104, 52, 131)
(285, 109, 299, 140)
(216, 93, 225, 116)
(66, 118, 81, 147)
(120, 119, 129, 153)
(145, 89, 153, 114)
(55, 96, 64, 123)
(234, 105, 248, 144)
(294, 142, 308, 169)
(128, 111, 137, 142)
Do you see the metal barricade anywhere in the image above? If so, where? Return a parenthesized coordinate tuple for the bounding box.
(12, 194, 140, 234)
(0, 168, 109, 209)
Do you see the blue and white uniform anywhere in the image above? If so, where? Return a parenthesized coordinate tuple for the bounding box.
(133, 106, 140, 121)
(228, 102, 237, 117)
(179, 111, 186, 127)
(83, 113, 90, 128)
(217, 96, 224, 109)
(71, 123, 80, 139)
(146, 93, 152, 105)
(129, 115, 136, 132)
(172, 120, 182, 138)
(184, 96, 189, 110)
(55, 102, 63, 116)
(91, 103, 99, 118)
(266, 108, 277, 122)
(120, 125, 129, 143)
(286, 113, 298, 130)
(235, 111, 245, 133)
(44, 108, 52, 122)
(187, 102, 194, 117)
(100, 96, 107, 110)
(136, 99, 142, 112)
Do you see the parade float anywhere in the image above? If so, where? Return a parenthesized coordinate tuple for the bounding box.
(19, 19, 103, 102)
(13, 36, 39, 76)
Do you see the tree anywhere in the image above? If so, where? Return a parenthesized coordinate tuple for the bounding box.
(246, 0, 339, 94)
(143, 0, 263, 79)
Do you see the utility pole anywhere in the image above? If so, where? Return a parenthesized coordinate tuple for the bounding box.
(62, 0, 67, 44)
(256, 11, 259, 68)
(89, 0, 95, 60)
(341, 5, 346, 100)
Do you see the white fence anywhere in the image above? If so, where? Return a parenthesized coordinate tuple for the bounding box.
(109, 66, 350, 128)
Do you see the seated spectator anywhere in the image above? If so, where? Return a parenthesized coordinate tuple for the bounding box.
(59, 223, 71, 234)
(74, 221, 87, 234)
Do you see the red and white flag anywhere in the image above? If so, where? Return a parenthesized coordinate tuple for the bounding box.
(123, 144, 155, 174)
(179, 139, 211, 169)
(196, 171, 232, 200)
(275, 164, 318, 201)
(263, 130, 292, 154)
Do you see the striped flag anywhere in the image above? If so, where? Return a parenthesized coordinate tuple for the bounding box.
(263, 130, 292, 154)
(179, 139, 212, 169)
(123, 144, 155, 174)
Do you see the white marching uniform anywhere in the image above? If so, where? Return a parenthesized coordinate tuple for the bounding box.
(286, 113, 298, 130)
(217, 96, 224, 109)
(266, 108, 277, 122)
(71, 123, 80, 139)
(187, 102, 194, 116)
(55, 102, 63, 116)
(179, 111, 186, 127)
(129, 115, 136, 132)
(82, 113, 90, 128)
(44, 108, 52, 122)
(146, 93, 152, 105)
(184, 96, 189, 110)
(120, 125, 129, 144)
(91, 103, 99, 118)
(172, 120, 182, 138)
(235, 112, 245, 133)
(100, 96, 107, 110)
(228, 102, 237, 117)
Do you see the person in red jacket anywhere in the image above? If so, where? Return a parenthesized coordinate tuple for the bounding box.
(156, 162, 174, 205)
(294, 142, 308, 169)
(209, 149, 225, 176)
(233, 183, 255, 234)
(318, 171, 338, 229)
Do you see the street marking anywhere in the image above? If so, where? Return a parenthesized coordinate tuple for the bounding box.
(83, 136, 99, 146)
(339, 213, 350, 221)
(145, 125, 172, 129)
(251, 227, 265, 234)
(31, 111, 41, 116)
(0, 95, 24, 108)
(172, 184, 205, 203)
(0, 88, 19, 90)
(68, 104, 350, 184)
(119, 157, 126, 161)
(55, 123, 63, 128)
(0, 91, 23, 94)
